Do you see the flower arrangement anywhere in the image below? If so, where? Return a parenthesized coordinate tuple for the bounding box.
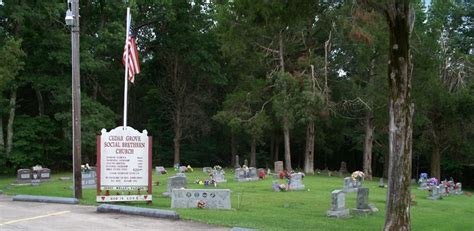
(278, 184, 288, 192)
(174, 163, 180, 171)
(427, 177, 438, 186)
(32, 165, 43, 171)
(419, 173, 428, 180)
(351, 171, 365, 182)
(81, 163, 91, 172)
(194, 179, 217, 187)
(258, 170, 266, 179)
(213, 165, 223, 171)
(197, 200, 206, 209)
(186, 165, 193, 172)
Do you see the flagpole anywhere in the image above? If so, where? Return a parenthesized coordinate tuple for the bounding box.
(123, 7, 131, 129)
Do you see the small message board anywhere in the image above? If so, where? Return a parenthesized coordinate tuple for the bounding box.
(96, 126, 152, 203)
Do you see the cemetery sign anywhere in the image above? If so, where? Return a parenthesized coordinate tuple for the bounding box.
(96, 126, 152, 202)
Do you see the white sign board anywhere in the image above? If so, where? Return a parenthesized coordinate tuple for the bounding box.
(96, 126, 152, 202)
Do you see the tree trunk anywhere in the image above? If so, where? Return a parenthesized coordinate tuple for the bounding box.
(6, 88, 17, 158)
(283, 117, 292, 171)
(363, 111, 374, 180)
(35, 88, 44, 116)
(430, 128, 441, 180)
(383, 2, 414, 230)
(304, 121, 315, 174)
(173, 122, 181, 166)
(231, 132, 237, 167)
(270, 135, 275, 163)
(0, 116, 4, 155)
(383, 151, 389, 178)
(250, 137, 256, 167)
(274, 134, 280, 162)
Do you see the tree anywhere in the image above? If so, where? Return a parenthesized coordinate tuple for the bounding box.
(358, 0, 415, 230)
(0, 38, 25, 164)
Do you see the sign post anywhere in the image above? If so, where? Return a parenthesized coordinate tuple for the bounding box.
(96, 126, 152, 203)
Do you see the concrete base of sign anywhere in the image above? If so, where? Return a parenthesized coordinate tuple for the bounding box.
(327, 209, 350, 218)
(97, 204, 179, 220)
(13, 195, 79, 204)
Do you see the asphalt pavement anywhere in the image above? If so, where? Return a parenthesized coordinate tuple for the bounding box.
(0, 194, 229, 231)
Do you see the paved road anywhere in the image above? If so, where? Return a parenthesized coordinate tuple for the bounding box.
(0, 195, 229, 231)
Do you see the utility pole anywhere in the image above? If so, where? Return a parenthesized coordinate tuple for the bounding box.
(70, 0, 82, 199)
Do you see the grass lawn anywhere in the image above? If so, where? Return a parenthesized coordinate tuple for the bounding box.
(1, 169, 473, 230)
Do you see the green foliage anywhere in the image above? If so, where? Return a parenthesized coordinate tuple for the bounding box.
(0, 37, 25, 93)
(9, 115, 61, 172)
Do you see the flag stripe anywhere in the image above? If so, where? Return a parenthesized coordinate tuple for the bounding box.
(123, 36, 141, 83)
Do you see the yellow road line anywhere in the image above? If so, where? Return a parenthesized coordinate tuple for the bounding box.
(0, 211, 70, 226)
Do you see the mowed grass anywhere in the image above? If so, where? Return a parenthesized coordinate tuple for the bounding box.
(1, 170, 473, 230)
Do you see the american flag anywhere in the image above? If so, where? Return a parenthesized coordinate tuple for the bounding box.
(122, 34, 141, 83)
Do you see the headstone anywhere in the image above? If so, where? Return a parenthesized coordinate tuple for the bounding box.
(439, 184, 448, 196)
(272, 181, 281, 192)
(81, 169, 97, 189)
(211, 169, 227, 183)
(378, 178, 385, 188)
(448, 181, 455, 194)
(351, 188, 377, 215)
(454, 183, 463, 195)
(234, 167, 258, 182)
(427, 186, 442, 200)
(163, 175, 187, 197)
(178, 166, 187, 173)
(288, 173, 305, 190)
(274, 161, 284, 173)
(418, 178, 428, 190)
(234, 155, 240, 168)
(202, 167, 213, 174)
(155, 166, 166, 175)
(38, 168, 51, 181)
(15, 169, 32, 184)
(338, 161, 348, 174)
(327, 190, 350, 218)
(243, 159, 248, 167)
(342, 177, 359, 193)
(171, 189, 231, 209)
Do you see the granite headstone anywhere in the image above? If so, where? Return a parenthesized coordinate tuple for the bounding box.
(171, 189, 231, 209)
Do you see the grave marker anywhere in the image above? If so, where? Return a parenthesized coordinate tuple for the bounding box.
(211, 170, 226, 183)
(155, 166, 166, 175)
(288, 173, 305, 190)
(427, 186, 442, 200)
(163, 175, 187, 197)
(274, 161, 284, 173)
(15, 169, 32, 184)
(234, 167, 258, 182)
(351, 188, 377, 215)
(327, 190, 350, 218)
(171, 189, 231, 209)
(82, 169, 97, 189)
